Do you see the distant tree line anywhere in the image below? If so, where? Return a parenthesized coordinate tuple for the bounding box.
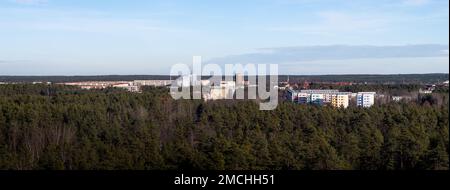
(280, 74, 449, 84)
(0, 73, 448, 84)
(307, 83, 423, 94)
(0, 84, 448, 170)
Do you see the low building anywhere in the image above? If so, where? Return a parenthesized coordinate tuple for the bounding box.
(392, 96, 412, 102)
(63, 81, 141, 92)
(133, 80, 172, 87)
(112, 83, 140, 92)
(419, 89, 433, 94)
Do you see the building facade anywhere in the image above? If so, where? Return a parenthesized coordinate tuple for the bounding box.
(357, 92, 376, 107)
(310, 94, 325, 105)
(133, 80, 172, 87)
(331, 94, 349, 108)
(297, 93, 310, 104)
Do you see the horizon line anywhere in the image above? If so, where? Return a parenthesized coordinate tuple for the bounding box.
(0, 73, 449, 77)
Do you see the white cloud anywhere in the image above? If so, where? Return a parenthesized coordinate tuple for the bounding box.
(266, 11, 390, 35)
(0, 7, 183, 34)
(442, 49, 449, 55)
(208, 44, 450, 64)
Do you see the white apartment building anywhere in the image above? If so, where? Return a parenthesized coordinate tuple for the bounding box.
(310, 94, 324, 102)
(357, 92, 376, 108)
(310, 94, 325, 105)
(300, 89, 339, 103)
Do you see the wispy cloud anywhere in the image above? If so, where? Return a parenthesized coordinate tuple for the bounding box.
(0, 8, 183, 34)
(267, 11, 391, 35)
(208, 44, 449, 64)
(12, 0, 48, 5)
(5, 18, 168, 33)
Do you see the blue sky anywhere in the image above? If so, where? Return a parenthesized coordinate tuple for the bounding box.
(0, 0, 448, 75)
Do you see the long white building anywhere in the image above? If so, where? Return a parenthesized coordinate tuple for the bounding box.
(133, 80, 172, 87)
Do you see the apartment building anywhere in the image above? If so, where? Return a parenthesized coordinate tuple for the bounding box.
(331, 94, 349, 108)
(298, 93, 310, 104)
(288, 89, 373, 108)
(310, 94, 325, 105)
(357, 92, 376, 107)
(300, 89, 339, 103)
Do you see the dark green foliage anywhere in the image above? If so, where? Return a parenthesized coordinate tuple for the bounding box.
(308, 83, 422, 94)
(279, 74, 448, 84)
(0, 84, 448, 170)
(0, 73, 447, 84)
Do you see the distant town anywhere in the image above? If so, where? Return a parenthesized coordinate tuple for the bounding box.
(1, 74, 448, 109)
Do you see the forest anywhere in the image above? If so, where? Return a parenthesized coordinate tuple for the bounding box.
(0, 84, 448, 170)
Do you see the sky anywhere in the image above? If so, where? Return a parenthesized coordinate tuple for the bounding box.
(0, 0, 448, 75)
